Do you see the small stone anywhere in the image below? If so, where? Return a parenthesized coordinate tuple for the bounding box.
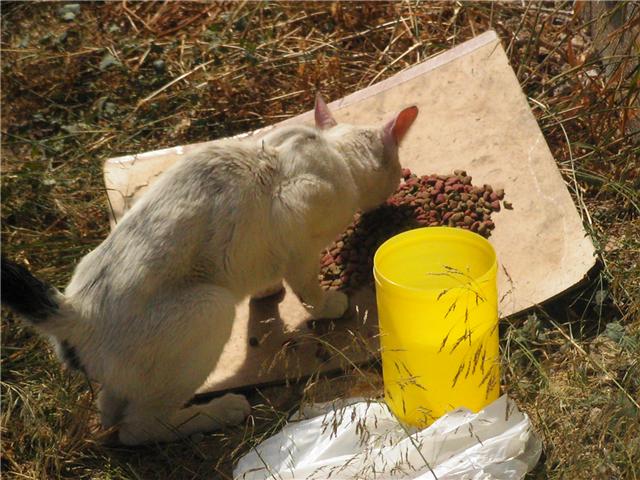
(18, 35, 30, 48)
(103, 102, 117, 115)
(152, 59, 166, 73)
(99, 52, 120, 70)
(61, 11, 76, 22)
(503, 201, 513, 210)
(63, 3, 81, 14)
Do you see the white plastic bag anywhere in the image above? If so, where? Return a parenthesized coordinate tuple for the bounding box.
(234, 395, 541, 480)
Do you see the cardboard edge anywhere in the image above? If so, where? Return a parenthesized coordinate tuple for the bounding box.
(103, 31, 499, 166)
(191, 356, 381, 402)
(500, 260, 600, 321)
(327, 30, 499, 110)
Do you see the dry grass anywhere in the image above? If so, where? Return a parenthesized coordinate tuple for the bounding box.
(1, 2, 638, 479)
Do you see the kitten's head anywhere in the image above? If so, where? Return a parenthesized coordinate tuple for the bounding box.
(315, 94, 418, 211)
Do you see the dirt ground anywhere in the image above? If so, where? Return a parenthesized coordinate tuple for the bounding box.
(1, 2, 638, 479)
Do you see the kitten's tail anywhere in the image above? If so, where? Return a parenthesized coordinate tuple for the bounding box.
(1, 256, 67, 329)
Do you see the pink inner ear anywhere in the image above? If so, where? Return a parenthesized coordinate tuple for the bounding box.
(314, 93, 338, 130)
(389, 106, 419, 144)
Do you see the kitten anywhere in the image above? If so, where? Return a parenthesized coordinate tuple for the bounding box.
(1, 94, 418, 445)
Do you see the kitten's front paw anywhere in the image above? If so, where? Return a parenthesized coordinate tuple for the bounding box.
(313, 291, 349, 319)
(211, 393, 251, 426)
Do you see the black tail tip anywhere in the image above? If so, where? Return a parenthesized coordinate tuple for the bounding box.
(1, 256, 59, 321)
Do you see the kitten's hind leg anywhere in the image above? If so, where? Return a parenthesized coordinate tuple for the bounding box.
(98, 389, 128, 429)
(118, 393, 250, 445)
(110, 283, 248, 445)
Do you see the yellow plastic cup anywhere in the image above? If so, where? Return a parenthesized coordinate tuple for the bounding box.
(373, 227, 500, 427)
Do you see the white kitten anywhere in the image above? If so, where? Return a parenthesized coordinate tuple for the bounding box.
(1, 94, 418, 445)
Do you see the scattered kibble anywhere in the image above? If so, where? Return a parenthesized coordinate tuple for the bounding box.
(319, 169, 507, 292)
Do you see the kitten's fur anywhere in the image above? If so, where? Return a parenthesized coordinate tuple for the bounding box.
(1, 95, 418, 445)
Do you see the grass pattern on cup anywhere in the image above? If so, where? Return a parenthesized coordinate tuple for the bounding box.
(428, 265, 500, 399)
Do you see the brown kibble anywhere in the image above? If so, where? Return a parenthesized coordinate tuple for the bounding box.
(319, 171, 504, 291)
(424, 177, 437, 186)
(490, 200, 501, 211)
(445, 176, 459, 186)
(405, 177, 418, 187)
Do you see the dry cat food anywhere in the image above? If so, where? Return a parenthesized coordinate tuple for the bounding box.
(319, 168, 507, 291)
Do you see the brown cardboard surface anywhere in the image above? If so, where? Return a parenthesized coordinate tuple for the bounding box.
(103, 31, 596, 394)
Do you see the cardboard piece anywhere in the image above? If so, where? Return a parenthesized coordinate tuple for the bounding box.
(103, 31, 596, 394)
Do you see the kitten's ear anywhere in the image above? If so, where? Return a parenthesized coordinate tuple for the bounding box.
(383, 106, 419, 148)
(314, 93, 338, 130)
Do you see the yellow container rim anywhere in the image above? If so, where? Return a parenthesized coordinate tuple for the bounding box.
(373, 226, 497, 296)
